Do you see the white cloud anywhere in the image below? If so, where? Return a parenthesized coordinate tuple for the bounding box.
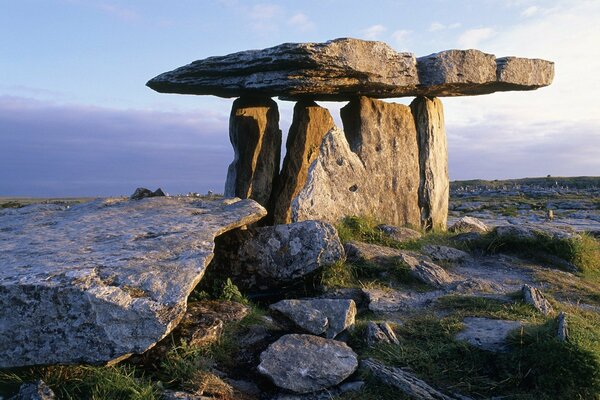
(360, 24, 387, 40)
(288, 13, 315, 32)
(429, 21, 462, 32)
(521, 5, 539, 17)
(457, 27, 495, 48)
(448, 22, 462, 29)
(248, 3, 283, 34)
(391, 29, 411, 47)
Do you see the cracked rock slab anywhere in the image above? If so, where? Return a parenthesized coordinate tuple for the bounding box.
(456, 317, 524, 352)
(0, 197, 266, 368)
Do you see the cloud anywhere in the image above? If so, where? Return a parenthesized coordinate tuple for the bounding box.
(360, 24, 387, 40)
(457, 27, 495, 48)
(429, 22, 461, 32)
(288, 13, 315, 32)
(248, 3, 284, 34)
(391, 29, 412, 47)
(0, 96, 232, 197)
(521, 5, 540, 17)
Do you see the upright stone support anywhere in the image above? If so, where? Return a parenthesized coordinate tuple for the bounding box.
(410, 96, 448, 230)
(224, 97, 282, 206)
(270, 101, 335, 224)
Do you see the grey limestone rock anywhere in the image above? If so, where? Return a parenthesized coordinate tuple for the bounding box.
(11, 380, 55, 400)
(398, 252, 455, 287)
(522, 284, 554, 316)
(0, 197, 266, 368)
(365, 321, 400, 346)
(456, 317, 524, 352)
(449, 216, 490, 233)
(224, 96, 282, 206)
(258, 334, 358, 393)
(557, 312, 568, 341)
(130, 187, 166, 200)
(270, 298, 356, 338)
(376, 224, 422, 242)
(422, 245, 470, 263)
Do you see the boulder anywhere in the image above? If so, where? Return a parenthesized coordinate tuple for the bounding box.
(344, 240, 404, 265)
(270, 101, 335, 224)
(365, 321, 400, 346)
(522, 284, 554, 316)
(292, 97, 421, 228)
(362, 288, 411, 313)
(376, 224, 422, 242)
(11, 380, 55, 400)
(212, 220, 344, 290)
(0, 197, 266, 368)
(398, 252, 454, 287)
(456, 317, 524, 352)
(130, 187, 166, 200)
(258, 334, 358, 393)
(449, 216, 489, 233)
(147, 39, 553, 100)
(410, 96, 448, 230)
(421, 245, 470, 263)
(270, 298, 356, 338)
(224, 96, 282, 206)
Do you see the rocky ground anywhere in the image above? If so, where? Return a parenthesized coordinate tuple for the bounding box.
(1, 184, 599, 400)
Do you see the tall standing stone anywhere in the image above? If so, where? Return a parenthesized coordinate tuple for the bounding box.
(270, 101, 335, 224)
(411, 96, 448, 230)
(224, 97, 281, 206)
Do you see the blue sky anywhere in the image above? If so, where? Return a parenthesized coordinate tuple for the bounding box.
(1, 0, 599, 196)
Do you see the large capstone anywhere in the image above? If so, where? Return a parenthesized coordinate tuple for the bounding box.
(270, 101, 335, 224)
(147, 38, 553, 100)
(258, 334, 358, 393)
(0, 197, 266, 368)
(411, 96, 449, 230)
(292, 96, 421, 227)
(224, 96, 282, 206)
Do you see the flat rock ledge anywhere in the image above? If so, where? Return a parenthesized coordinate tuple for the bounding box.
(147, 38, 553, 100)
(0, 197, 266, 368)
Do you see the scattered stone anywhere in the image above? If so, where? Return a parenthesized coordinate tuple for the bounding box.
(494, 225, 538, 241)
(522, 285, 554, 316)
(0, 197, 266, 368)
(130, 187, 166, 200)
(344, 240, 404, 265)
(557, 312, 568, 341)
(365, 321, 400, 346)
(362, 288, 411, 313)
(213, 220, 344, 290)
(399, 252, 454, 287)
(449, 216, 489, 233)
(376, 224, 422, 242)
(11, 380, 55, 400)
(494, 224, 580, 242)
(292, 96, 422, 227)
(411, 96, 448, 230)
(224, 96, 282, 206)
(362, 358, 468, 400)
(422, 245, 470, 263)
(258, 334, 358, 394)
(147, 39, 553, 100)
(456, 317, 523, 352)
(161, 390, 211, 400)
(451, 232, 483, 245)
(270, 101, 335, 224)
(270, 299, 356, 338)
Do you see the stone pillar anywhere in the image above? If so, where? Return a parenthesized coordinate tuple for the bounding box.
(224, 96, 282, 206)
(410, 96, 448, 230)
(270, 101, 335, 224)
(339, 96, 421, 228)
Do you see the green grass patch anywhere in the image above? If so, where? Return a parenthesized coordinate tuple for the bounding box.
(435, 294, 542, 321)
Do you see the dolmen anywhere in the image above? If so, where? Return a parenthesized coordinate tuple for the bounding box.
(148, 38, 554, 230)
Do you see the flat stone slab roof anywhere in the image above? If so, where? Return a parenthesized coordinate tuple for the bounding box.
(147, 38, 554, 101)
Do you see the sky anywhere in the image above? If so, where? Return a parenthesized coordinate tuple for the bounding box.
(1, 0, 599, 197)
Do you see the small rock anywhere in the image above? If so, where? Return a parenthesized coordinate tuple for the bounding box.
(270, 299, 356, 338)
(376, 224, 422, 242)
(451, 232, 483, 245)
(522, 285, 554, 316)
(161, 390, 211, 400)
(399, 252, 454, 287)
(365, 321, 399, 346)
(557, 312, 568, 341)
(258, 334, 358, 394)
(11, 380, 55, 400)
(456, 317, 523, 352)
(345, 240, 404, 265)
(130, 187, 166, 200)
(422, 245, 469, 263)
(494, 225, 537, 241)
(449, 216, 489, 233)
(362, 288, 410, 313)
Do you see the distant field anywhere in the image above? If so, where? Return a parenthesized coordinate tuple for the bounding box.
(0, 197, 97, 208)
(451, 176, 600, 189)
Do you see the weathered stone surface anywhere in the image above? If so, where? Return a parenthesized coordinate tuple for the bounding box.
(270, 101, 335, 224)
(557, 312, 568, 341)
(522, 284, 554, 316)
(365, 321, 399, 346)
(147, 39, 553, 100)
(411, 96, 448, 230)
(345, 240, 404, 265)
(376, 224, 422, 242)
(12, 380, 55, 400)
(213, 220, 344, 290)
(362, 288, 411, 313)
(224, 96, 282, 206)
(130, 187, 166, 200)
(292, 97, 421, 227)
(362, 358, 468, 400)
(456, 317, 523, 352)
(398, 252, 454, 287)
(422, 245, 470, 263)
(449, 216, 489, 233)
(0, 197, 266, 368)
(270, 298, 356, 338)
(258, 334, 358, 393)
